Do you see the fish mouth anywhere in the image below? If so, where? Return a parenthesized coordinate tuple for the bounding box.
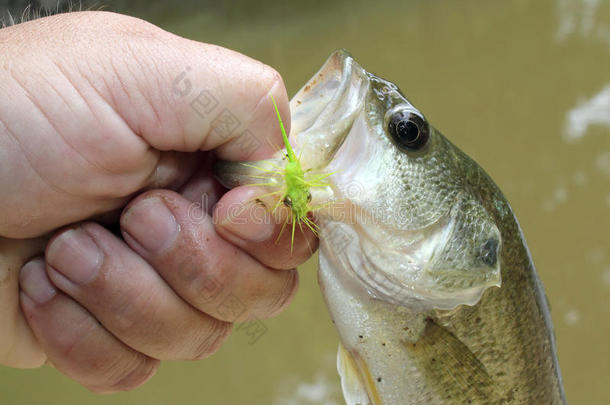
(289, 49, 370, 171)
(213, 50, 367, 193)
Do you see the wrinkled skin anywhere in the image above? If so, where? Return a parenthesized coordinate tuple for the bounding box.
(217, 50, 567, 404)
(0, 12, 315, 393)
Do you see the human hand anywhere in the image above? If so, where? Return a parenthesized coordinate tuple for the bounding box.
(0, 11, 317, 392)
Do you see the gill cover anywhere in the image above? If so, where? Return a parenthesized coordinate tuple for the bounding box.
(307, 51, 503, 310)
(215, 49, 503, 310)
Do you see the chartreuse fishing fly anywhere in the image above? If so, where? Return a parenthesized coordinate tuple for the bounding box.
(245, 94, 333, 252)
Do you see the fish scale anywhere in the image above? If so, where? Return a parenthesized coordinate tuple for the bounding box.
(215, 50, 566, 405)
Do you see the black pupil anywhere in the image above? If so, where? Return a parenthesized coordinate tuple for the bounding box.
(388, 110, 429, 151)
(396, 120, 420, 143)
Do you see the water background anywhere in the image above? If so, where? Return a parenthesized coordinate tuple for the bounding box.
(1, 0, 609, 404)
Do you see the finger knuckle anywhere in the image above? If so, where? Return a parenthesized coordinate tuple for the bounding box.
(52, 313, 99, 359)
(190, 320, 233, 360)
(189, 253, 238, 307)
(96, 356, 159, 393)
(108, 288, 160, 338)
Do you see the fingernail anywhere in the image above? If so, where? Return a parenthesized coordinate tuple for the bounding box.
(217, 189, 275, 242)
(19, 258, 56, 304)
(121, 197, 179, 253)
(46, 228, 102, 285)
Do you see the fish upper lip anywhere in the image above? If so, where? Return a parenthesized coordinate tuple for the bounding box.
(289, 49, 369, 171)
(289, 49, 352, 135)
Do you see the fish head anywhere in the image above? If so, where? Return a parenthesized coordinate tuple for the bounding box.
(291, 50, 503, 310)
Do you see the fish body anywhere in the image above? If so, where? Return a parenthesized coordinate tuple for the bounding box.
(216, 50, 567, 405)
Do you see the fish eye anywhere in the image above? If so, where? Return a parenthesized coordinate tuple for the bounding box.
(387, 109, 429, 151)
(283, 196, 293, 207)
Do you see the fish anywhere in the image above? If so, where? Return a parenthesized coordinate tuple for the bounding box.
(215, 50, 567, 405)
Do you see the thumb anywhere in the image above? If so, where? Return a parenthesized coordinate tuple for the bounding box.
(0, 11, 289, 238)
(104, 12, 290, 160)
(71, 11, 290, 160)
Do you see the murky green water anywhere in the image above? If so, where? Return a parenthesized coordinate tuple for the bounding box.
(1, 0, 609, 404)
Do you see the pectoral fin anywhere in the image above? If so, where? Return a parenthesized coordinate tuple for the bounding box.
(337, 343, 383, 405)
(404, 319, 501, 404)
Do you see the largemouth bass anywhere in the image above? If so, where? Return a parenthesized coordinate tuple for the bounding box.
(216, 50, 567, 405)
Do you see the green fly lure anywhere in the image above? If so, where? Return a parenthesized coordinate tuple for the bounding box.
(246, 94, 333, 252)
